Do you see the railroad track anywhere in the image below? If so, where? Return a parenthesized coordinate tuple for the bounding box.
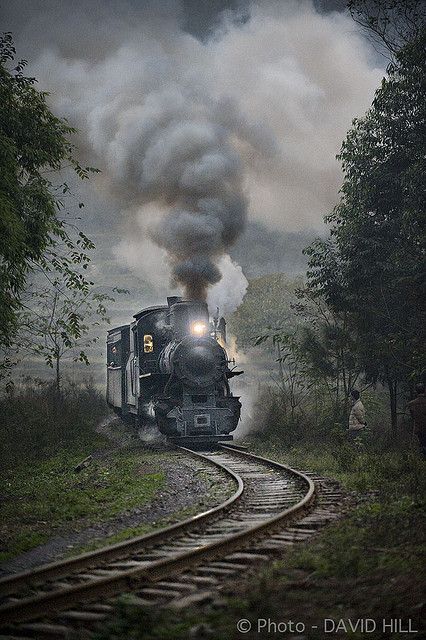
(0, 445, 343, 639)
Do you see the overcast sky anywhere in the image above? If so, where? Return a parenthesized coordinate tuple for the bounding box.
(1, 0, 384, 316)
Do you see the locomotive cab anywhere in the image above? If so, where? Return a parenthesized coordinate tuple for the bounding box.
(106, 325, 130, 413)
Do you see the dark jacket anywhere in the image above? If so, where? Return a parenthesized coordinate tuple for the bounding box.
(408, 393, 426, 436)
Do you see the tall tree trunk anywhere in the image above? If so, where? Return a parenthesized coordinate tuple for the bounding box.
(276, 342, 284, 381)
(387, 378, 398, 431)
(55, 353, 61, 396)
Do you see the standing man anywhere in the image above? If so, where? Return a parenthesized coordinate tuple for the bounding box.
(348, 389, 367, 439)
(408, 383, 426, 456)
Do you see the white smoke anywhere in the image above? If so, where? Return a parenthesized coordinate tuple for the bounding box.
(4, 0, 384, 303)
(207, 254, 248, 315)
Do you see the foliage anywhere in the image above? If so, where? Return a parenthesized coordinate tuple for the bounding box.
(0, 32, 99, 347)
(0, 379, 168, 561)
(230, 497, 425, 637)
(0, 378, 108, 470)
(17, 280, 128, 390)
(243, 371, 425, 473)
(2, 450, 162, 536)
(248, 408, 425, 498)
(231, 17, 425, 437)
(254, 284, 363, 420)
(229, 273, 303, 350)
(94, 599, 194, 640)
(246, 384, 346, 449)
(348, 0, 426, 58)
(303, 27, 426, 427)
(0, 443, 165, 562)
(228, 274, 346, 423)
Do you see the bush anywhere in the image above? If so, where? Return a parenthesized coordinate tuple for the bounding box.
(244, 384, 425, 503)
(247, 385, 347, 448)
(247, 384, 416, 448)
(0, 378, 109, 472)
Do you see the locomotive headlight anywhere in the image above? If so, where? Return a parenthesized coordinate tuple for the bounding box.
(191, 321, 207, 336)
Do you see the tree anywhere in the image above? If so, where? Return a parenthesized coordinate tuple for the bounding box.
(304, 27, 426, 428)
(0, 33, 98, 347)
(229, 273, 304, 350)
(18, 276, 127, 393)
(348, 0, 426, 59)
(255, 282, 362, 421)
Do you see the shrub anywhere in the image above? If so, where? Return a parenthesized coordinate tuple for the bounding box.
(0, 378, 109, 472)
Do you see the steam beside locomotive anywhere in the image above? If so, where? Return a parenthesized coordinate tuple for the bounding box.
(106, 297, 242, 443)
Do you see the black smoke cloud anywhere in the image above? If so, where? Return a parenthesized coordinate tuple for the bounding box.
(117, 102, 250, 299)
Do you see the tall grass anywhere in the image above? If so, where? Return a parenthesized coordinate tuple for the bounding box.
(0, 378, 109, 473)
(245, 384, 425, 502)
(247, 384, 413, 448)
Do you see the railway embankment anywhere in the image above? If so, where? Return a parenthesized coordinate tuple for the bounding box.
(0, 382, 233, 575)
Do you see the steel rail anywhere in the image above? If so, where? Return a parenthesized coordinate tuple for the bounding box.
(0, 446, 316, 628)
(0, 447, 243, 598)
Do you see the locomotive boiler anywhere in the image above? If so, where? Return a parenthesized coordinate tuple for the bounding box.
(106, 297, 242, 444)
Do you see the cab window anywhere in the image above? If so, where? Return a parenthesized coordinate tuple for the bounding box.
(144, 334, 154, 353)
(107, 341, 121, 366)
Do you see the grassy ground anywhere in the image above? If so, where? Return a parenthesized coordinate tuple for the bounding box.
(93, 437, 426, 640)
(3, 381, 424, 637)
(0, 448, 165, 562)
(0, 379, 235, 564)
(70, 469, 236, 557)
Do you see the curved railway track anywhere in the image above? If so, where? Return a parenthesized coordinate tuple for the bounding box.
(0, 445, 342, 639)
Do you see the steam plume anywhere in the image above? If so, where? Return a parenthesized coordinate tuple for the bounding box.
(3, 0, 384, 306)
(30, 41, 259, 300)
(144, 115, 248, 298)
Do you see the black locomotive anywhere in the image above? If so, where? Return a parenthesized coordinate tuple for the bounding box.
(106, 297, 242, 444)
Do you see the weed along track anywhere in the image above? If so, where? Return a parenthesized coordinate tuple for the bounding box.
(0, 445, 343, 638)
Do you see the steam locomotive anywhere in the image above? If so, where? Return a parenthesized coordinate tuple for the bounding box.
(106, 297, 242, 444)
